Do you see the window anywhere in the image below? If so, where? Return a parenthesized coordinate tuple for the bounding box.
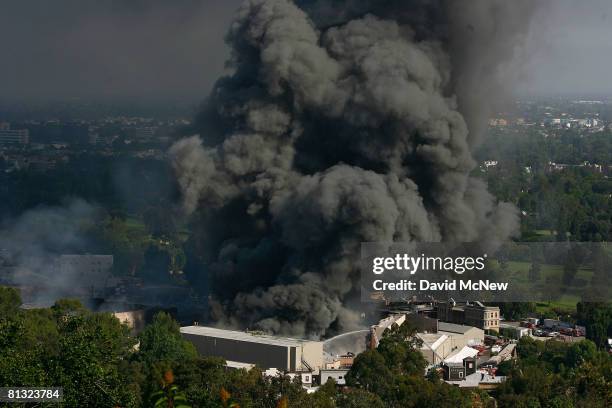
(304, 376, 310, 382)
(459, 372, 464, 378)
(338, 376, 343, 379)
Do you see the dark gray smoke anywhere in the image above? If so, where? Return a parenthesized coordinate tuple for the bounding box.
(170, 0, 537, 337)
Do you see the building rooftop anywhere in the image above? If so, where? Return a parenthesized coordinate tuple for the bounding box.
(486, 343, 516, 365)
(438, 322, 478, 334)
(418, 333, 448, 350)
(446, 371, 506, 388)
(375, 314, 405, 331)
(320, 368, 350, 373)
(226, 360, 255, 370)
(180, 326, 320, 348)
(444, 346, 478, 364)
(439, 300, 498, 310)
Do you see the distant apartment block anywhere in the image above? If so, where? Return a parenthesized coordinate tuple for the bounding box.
(0, 123, 30, 145)
(436, 300, 500, 333)
(134, 127, 157, 139)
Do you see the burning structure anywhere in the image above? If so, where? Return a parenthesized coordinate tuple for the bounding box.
(170, 0, 537, 337)
(0, 253, 114, 302)
(1, 248, 199, 322)
(0, 200, 205, 321)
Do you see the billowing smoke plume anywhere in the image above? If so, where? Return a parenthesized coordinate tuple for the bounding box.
(170, 0, 536, 337)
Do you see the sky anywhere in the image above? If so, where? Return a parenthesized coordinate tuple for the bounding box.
(0, 0, 611, 103)
(521, 0, 612, 97)
(0, 0, 243, 102)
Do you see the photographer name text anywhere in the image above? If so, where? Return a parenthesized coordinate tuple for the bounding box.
(372, 279, 509, 291)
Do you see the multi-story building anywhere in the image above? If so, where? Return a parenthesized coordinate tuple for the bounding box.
(0, 125, 30, 145)
(134, 127, 157, 140)
(436, 300, 500, 333)
(464, 302, 500, 332)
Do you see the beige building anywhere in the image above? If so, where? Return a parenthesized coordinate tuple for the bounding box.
(416, 322, 484, 366)
(437, 301, 500, 333)
(418, 333, 454, 365)
(438, 322, 485, 350)
(113, 310, 146, 333)
(418, 322, 485, 365)
(464, 303, 500, 332)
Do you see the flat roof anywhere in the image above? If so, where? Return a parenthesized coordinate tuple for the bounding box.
(446, 371, 506, 387)
(438, 322, 479, 334)
(181, 326, 320, 348)
(226, 360, 255, 370)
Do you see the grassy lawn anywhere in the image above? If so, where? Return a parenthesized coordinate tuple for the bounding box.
(505, 261, 593, 286)
(498, 260, 592, 316)
(534, 229, 555, 236)
(124, 216, 147, 231)
(124, 216, 191, 243)
(535, 298, 577, 316)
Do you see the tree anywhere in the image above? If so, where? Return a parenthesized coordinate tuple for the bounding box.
(336, 389, 384, 408)
(562, 256, 578, 286)
(565, 340, 598, 369)
(499, 303, 536, 320)
(528, 261, 541, 282)
(309, 377, 336, 408)
(0, 286, 21, 317)
(576, 302, 612, 348)
(95, 216, 148, 275)
(345, 349, 393, 396)
(346, 323, 471, 407)
(426, 368, 441, 383)
(376, 323, 427, 376)
(138, 312, 197, 365)
(496, 360, 514, 376)
(52, 313, 139, 407)
(51, 298, 86, 317)
(173, 356, 227, 407)
(497, 333, 612, 407)
(152, 370, 191, 408)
